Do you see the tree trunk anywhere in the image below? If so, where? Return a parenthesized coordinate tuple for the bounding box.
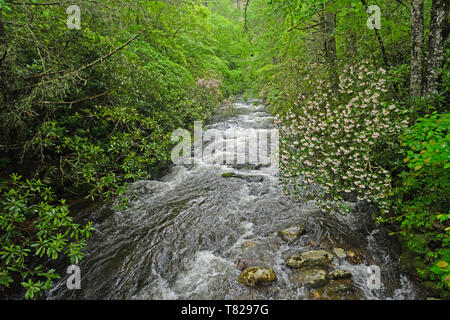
(424, 0, 449, 95)
(410, 0, 424, 98)
(324, 3, 338, 89)
(325, 11, 337, 64)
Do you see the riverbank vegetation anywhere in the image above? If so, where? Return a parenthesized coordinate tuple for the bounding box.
(0, 0, 448, 299)
(241, 0, 449, 296)
(0, 0, 249, 299)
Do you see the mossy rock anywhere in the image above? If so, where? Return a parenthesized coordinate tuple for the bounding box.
(332, 248, 346, 259)
(278, 226, 306, 242)
(292, 268, 328, 289)
(286, 250, 333, 268)
(221, 172, 236, 178)
(238, 266, 277, 287)
(329, 270, 352, 280)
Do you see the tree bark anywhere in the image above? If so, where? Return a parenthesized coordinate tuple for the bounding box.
(324, 2, 338, 89)
(325, 11, 337, 65)
(410, 0, 424, 98)
(424, 0, 449, 95)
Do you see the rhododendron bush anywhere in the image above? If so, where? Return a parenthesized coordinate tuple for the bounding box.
(275, 62, 409, 214)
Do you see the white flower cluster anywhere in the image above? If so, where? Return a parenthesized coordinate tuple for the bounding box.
(275, 62, 408, 214)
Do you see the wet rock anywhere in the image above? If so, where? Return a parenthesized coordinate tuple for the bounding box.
(286, 250, 333, 268)
(346, 249, 363, 265)
(278, 226, 306, 242)
(244, 175, 265, 183)
(91, 207, 115, 224)
(292, 268, 328, 288)
(333, 248, 347, 259)
(329, 270, 352, 280)
(231, 164, 266, 170)
(322, 279, 362, 300)
(238, 266, 277, 287)
(221, 172, 264, 182)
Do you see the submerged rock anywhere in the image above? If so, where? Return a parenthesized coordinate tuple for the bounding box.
(278, 226, 306, 242)
(221, 172, 264, 182)
(238, 266, 277, 287)
(329, 270, 352, 280)
(322, 279, 362, 300)
(292, 268, 328, 289)
(231, 164, 269, 170)
(286, 250, 333, 268)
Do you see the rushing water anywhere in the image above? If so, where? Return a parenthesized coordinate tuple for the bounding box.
(48, 99, 424, 300)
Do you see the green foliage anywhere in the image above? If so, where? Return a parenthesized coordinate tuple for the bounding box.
(246, 0, 449, 293)
(388, 112, 450, 289)
(0, 174, 94, 299)
(0, 0, 251, 298)
(402, 113, 450, 170)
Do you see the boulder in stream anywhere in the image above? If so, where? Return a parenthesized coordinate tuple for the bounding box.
(286, 250, 333, 268)
(332, 248, 347, 259)
(221, 172, 264, 182)
(292, 268, 328, 289)
(238, 266, 277, 287)
(278, 226, 306, 242)
(329, 270, 352, 280)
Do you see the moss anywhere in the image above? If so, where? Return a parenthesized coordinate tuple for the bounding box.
(286, 250, 333, 268)
(238, 267, 277, 287)
(221, 172, 235, 178)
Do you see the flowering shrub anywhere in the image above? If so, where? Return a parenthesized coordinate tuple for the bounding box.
(276, 62, 408, 214)
(196, 77, 222, 97)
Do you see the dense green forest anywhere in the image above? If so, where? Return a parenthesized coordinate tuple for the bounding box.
(0, 0, 448, 299)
